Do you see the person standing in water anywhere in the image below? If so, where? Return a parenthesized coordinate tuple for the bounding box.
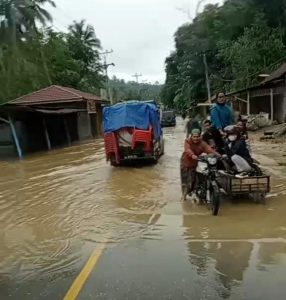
(210, 92, 234, 135)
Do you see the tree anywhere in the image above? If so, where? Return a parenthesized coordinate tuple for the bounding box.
(109, 76, 162, 103)
(68, 19, 101, 49)
(162, 0, 286, 110)
(0, 0, 56, 43)
(217, 14, 286, 90)
(0, 23, 105, 103)
(67, 19, 103, 91)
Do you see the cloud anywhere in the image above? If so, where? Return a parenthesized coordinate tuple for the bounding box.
(49, 0, 221, 83)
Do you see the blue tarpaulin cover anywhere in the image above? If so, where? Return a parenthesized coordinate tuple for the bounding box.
(103, 101, 162, 140)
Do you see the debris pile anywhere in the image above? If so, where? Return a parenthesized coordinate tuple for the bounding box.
(245, 113, 271, 131)
(260, 124, 286, 141)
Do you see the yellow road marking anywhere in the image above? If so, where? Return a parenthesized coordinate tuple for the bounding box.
(63, 242, 107, 300)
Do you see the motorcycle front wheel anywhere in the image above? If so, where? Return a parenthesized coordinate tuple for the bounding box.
(210, 185, 220, 216)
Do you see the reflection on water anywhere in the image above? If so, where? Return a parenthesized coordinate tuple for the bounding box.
(187, 241, 252, 297)
(181, 239, 286, 299)
(0, 124, 185, 282)
(1, 119, 286, 299)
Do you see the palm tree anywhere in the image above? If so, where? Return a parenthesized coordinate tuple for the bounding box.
(0, 0, 55, 43)
(27, 0, 55, 26)
(68, 20, 101, 49)
(0, 0, 55, 85)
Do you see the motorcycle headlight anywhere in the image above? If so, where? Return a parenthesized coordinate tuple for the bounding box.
(196, 161, 209, 174)
(208, 157, 218, 166)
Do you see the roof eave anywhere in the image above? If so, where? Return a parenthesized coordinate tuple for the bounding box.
(10, 98, 85, 106)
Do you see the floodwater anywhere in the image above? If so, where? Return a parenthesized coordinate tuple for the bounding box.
(1, 119, 286, 299)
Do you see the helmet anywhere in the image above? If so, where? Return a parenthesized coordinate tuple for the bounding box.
(224, 126, 239, 135)
(224, 125, 236, 134)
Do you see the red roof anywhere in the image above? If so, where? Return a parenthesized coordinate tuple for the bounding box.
(10, 85, 103, 105)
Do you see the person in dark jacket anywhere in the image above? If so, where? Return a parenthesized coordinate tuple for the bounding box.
(202, 120, 225, 154)
(210, 92, 234, 134)
(224, 127, 252, 173)
(236, 119, 248, 139)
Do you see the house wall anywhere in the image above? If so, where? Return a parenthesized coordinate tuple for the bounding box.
(249, 93, 286, 123)
(273, 94, 285, 123)
(232, 100, 245, 115)
(89, 114, 98, 137)
(0, 122, 12, 143)
(0, 120, 28, 157)
(45, 116, 67, 148)
(0, 122, 14, 156)
(282, 91, 286, 123)
(250, 96, 270, 115)
(77, 112, 92, 140)
(96, 104, 103, 136)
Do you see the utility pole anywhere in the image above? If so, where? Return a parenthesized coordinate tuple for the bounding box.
(203, 53, 211, 102)
(99, 50, 114, 101)
(195, 0, 211, 102)
(132, 73, 142, 83)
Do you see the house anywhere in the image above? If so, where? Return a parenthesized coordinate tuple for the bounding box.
(0, 85, 110, 158)
(227, 63, 286, 123)
(195, 63, 286, 124)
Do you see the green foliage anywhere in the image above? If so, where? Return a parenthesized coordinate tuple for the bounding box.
(217, 14, 286, 90)
(0, 1, 104, 103)
(0, 0, 56, 44)
(162, 0, 286, 110)
(109, 76, 162, 102)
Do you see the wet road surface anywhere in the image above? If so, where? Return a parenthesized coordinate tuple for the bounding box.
(1, 119, 286, 299)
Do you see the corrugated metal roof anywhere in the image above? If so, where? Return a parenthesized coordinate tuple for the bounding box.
(202, 62, 286, 99)
(10, 85, 102, 105)
(262, 62, 286, 84)
(34, 108, 86, 114)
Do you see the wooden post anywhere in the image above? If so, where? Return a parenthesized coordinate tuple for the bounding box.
(270, 88, 274, 124)
(0, 117, 9, 124)
(8, 116, 23, 159)
(43, 118, 51, 150)
(96, 104, 103, 136)
(64, 118, 71, 146)
(247, 91, 250, 115)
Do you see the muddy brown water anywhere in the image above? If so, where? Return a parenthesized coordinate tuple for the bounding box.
(1, 118, 286, 298)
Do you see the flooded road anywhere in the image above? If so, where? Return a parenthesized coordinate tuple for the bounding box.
(1, 119, 286, 299)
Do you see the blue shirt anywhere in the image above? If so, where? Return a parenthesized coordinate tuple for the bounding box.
(210, 104, 234, 130)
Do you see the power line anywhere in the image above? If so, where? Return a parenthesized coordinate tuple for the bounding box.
(132, 73, 142, 83)
(50, 23, 64, 32)
(53, 3, 77, 24)
(99, 49, 114, 78)
(99, 50, 115, 101)
(215, 54, 286, 83)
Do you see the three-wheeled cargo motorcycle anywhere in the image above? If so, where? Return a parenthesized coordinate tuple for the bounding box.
(103, 101, 164, 166)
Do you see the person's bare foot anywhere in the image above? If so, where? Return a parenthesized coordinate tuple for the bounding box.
(181, 192, 187, 201)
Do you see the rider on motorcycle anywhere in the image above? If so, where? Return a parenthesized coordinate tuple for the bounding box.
(202, 119, 225, 154)
(180, 128, 219, 200)
(210, 92, 234, 136)
(223, 127, 253, 175)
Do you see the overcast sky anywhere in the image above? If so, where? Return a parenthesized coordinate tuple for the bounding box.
(50, 0, 221, 84)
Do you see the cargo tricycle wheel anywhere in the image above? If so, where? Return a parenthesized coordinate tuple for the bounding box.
(252, 192, 266, 204)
